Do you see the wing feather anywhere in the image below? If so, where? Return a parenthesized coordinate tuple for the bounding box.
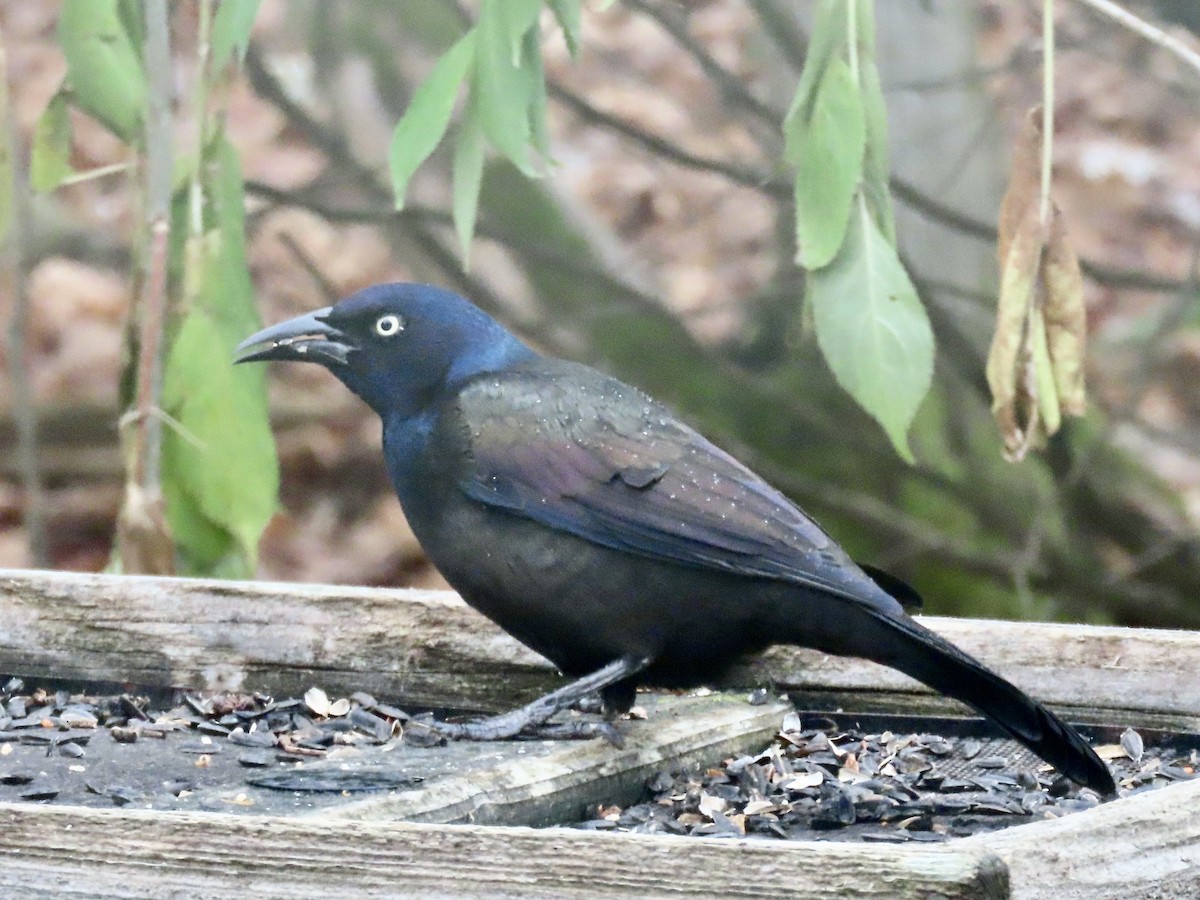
(457, 362, 880, 601)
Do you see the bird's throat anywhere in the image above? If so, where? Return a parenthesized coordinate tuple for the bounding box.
(381, 409, 441, 508)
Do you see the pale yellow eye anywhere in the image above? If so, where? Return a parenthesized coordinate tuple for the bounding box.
(375, 314, 404, 337)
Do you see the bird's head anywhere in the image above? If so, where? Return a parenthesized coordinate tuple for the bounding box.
(235, 283, 535, 419)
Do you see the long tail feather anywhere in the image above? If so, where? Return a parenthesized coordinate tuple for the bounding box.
(818, 605, 1115, 795)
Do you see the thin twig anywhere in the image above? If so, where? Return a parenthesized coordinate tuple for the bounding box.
(745, 0, 808, 71)
(114, 0, 175, 574)
(1073, 0, 1200, 79)
(548, 80, 785, 195)
(1040, 0, 1056, 227)
(188, 0, 214, 239)
(276, 232, 339, 303)
(59, 162, 133, 186)
(1, 32, 49, 566)
(243, 181, 665, 318)
(130, 0, 173, 494)
(623, 0, 782, 131)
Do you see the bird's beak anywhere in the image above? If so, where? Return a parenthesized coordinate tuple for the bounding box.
(234, 307, 354, 367)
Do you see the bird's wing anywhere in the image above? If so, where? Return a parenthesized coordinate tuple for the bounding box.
(456, 364, 888, 604)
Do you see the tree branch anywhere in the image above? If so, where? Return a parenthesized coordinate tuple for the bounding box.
(1, 30, 49, 566)
(548, 79, 784, 190)
(624, 0, 783, 132)
(1074, 0, 1200, 79)
(126, 0, 174, 493)
(115, 0, 175, 575)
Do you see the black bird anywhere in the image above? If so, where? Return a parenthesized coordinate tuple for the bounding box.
(236, 282, 1115, 795)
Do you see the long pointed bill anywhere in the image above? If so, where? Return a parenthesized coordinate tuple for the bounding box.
(233, 307, 354, 367)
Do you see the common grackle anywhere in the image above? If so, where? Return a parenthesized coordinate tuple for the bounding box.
(236, 282, 1115, 795)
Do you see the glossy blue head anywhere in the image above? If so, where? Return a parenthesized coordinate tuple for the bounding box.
(235, 283, 536, 419)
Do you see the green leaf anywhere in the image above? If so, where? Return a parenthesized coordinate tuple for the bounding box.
(857, 58, 895, 245)
(160, 437, 240, 572)
(808, 199, 934, 461)
(116, 0, 146, 53)
(161, 304, 277, 573)
(501, 0, 543, 66)
(388, 30, 476, 209)
(474, 0, 536, 175)
(30, 90, 74, 192)
(212, 135, 251, 275)
(162, 241, 278, 573)
(162, 136, 278, 575)
(548, 0, 582, 56)
(523, 27, 551, 159)
(789, 57, 864, 269)
(783, 0, 847, 138)
(453, 99, 485, 269)
(211, 0, 262, 71)
(58, 0, 146, 142)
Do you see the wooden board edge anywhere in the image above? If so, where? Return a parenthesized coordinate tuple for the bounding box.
(958, 775, 1200, 899)
(0, 800, 1009, 899)
(2, 568, 1197, 722)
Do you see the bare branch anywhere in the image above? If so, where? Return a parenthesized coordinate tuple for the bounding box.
(624, 0, 782, 132)
(1074, 0, 1200, 79)
(1, 31, 49, 566)
(548, 80, 784, 195)
(116, 0, 175, 575)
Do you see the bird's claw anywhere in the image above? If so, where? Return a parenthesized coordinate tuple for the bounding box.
(402, 714, 624, 746)
(518, 719, 625, 746)
(570, 694, 606, 715)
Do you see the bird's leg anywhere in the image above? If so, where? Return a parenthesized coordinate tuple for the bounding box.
(420, 655, 651, 744)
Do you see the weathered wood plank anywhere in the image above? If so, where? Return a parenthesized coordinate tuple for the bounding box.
(962, 775, 1200, 900)
(2, 753, 1194, 898)
(0, 569, 552, 711)
(316, 693, 790, 825)
(0, 802, 1010, 899)
(1, 569, 1197, 726)
(3, 568, 1199, 899)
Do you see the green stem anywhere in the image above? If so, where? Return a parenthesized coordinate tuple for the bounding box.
(133, 0, 173, 494)
(59, 161, 133, 186)
(189, 0, 215, 238)
(1040, 0, 1055, 226)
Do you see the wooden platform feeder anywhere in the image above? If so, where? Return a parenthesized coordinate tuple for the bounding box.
(1, 569, 1198, 898)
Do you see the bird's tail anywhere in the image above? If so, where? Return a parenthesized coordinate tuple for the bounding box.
(798, 602, 1115, 795)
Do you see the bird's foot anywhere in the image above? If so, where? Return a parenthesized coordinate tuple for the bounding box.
(570, 694, 605, 715)
(404, 713, 622, 746)
(402, 656, 650, 747)
(517, 719, 624, 746)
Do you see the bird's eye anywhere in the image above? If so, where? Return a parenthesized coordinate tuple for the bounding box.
(375, 314, 404, 337)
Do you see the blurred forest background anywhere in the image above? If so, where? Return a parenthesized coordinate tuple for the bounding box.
(2, 0, 1200, 629)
